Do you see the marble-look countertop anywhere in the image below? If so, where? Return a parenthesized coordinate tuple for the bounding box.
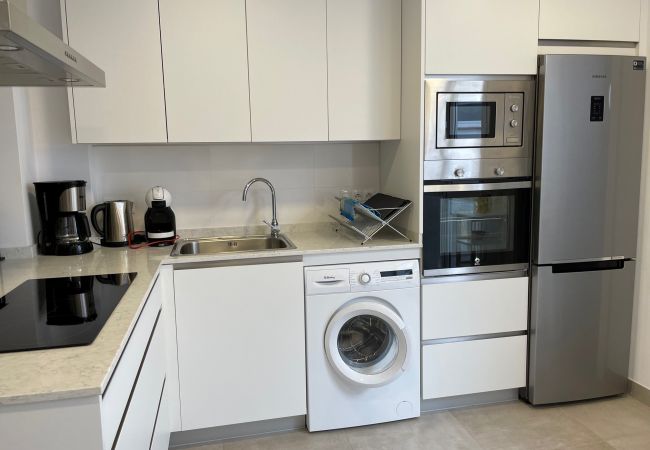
(0, 223, 420, 406)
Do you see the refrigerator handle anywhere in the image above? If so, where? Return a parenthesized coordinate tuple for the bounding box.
(551, 259, 628, 274)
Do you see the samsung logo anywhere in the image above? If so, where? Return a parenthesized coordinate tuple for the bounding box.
(592, 74, 607, 79)
(64, 51, 77, 63)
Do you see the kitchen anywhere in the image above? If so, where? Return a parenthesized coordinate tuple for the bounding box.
(1, 0, 650, 449)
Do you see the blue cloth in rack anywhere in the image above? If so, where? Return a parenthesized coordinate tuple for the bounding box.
(340, 197, 358, 221)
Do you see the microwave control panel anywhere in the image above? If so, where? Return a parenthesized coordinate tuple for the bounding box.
(504, 93, 524, 146)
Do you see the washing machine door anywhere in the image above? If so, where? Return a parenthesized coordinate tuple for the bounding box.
(324, 299, 409, 387)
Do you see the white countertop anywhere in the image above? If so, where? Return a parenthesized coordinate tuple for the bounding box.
(0, 224, 419, 406)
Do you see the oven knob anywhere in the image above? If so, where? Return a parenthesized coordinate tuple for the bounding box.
(495, 167, 505, 176)
(510, 119, 519, 128)
(454, 168, 465, 178)
(359, 273, 371, 285)
(510, 104, 520, 112)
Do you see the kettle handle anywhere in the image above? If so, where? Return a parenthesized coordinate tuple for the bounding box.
(90, 204, 105, 237)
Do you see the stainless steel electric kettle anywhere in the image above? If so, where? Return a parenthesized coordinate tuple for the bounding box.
(90, 200, 134, 247)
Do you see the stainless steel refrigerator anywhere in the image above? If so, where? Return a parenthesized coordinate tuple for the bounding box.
(527, 55, 646, 405)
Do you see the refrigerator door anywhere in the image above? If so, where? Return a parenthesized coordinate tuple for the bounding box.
(534, 55, 645, 264)
(527, 260, 636, 405)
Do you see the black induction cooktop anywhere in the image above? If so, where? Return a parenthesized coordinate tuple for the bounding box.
(0, 273, 137, 353)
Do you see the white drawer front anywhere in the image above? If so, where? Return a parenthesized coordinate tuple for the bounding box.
(422, 335, 527, 400)
(150, 381, 170, 450)
(114, 317, 166, 450)
(101, 278, 162, 449)
(422, 277, 528, 340)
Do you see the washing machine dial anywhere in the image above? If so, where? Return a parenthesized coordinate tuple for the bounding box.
(359, 273, 371, 285)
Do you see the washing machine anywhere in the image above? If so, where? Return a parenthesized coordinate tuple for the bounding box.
(305, 259, 420, 432)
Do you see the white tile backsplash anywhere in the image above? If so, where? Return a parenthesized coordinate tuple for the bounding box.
(89, 142, 379, 230)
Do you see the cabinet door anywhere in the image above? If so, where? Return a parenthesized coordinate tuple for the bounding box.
(422, 336, 527, 399)
(114, 322, 166, 450)
(422, 277, 528, 340)
(425, 0, 538, 75)
(246, 0, 328, 141)
(150, 382, 170, 450)
(65, 0, 167, 143)
(539, 0, 641, 42)
(327, 0, 401, 141)
(159, 0, 251, 142)
(174, 262, 306, 431)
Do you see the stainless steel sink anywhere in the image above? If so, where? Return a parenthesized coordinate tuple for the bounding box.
(170, 234, 296, 256)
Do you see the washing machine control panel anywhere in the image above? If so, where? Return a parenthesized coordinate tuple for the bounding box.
(305, 260, 420, 294)
(349, 260, 420, 292)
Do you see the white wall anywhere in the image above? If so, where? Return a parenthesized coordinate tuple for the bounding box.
(88, 143, 379, 231)
(0, 88, 33, 248)
(629, 4, 650, 391)
(379, 0, 424, 241)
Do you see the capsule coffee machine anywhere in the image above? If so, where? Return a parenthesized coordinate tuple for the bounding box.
(144, 186, 176, 246)
(34, 181, 94, 255)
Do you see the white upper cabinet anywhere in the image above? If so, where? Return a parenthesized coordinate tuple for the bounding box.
(539, 0, 641, 42)
(246, 0, 328, 142)
(159, 0, 251, 143)
(327, 0, 401, 141)
(425, 0, 539, 75)
(65, 0, 167, 143)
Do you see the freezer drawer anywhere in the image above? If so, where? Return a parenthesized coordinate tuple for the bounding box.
(527, 261, 636, 404)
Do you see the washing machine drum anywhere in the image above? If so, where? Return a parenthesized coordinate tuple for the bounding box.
(325, 299, 409, 387)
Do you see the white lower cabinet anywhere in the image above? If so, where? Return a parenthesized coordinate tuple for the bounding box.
(421, 275, 529, 400)
(114, 321, 166, 450)
(422, 277, 528, 340)
(422, 336, 527, 399)
(174, 261, 306, 431)
(150, 381, 170, 450)
(102, 276, 169, 450)
(0, 275, 169, 450)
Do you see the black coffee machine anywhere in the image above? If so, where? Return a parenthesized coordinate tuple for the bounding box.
(144, 186, 176, 246)
(34, 181, 94, 255)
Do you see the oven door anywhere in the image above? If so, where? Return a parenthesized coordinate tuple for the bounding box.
(437, 93, 505, 149)
(423, 181, 531, 276)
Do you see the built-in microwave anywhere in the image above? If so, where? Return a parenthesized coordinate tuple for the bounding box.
(424, 77, 535, 165)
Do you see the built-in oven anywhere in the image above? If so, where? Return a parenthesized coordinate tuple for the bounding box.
(423, 180, 531, 277)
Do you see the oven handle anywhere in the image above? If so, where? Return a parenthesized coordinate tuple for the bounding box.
(423, 181, 531, 193)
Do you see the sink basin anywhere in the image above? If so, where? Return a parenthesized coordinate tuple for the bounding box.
(170, 234, 296, 256)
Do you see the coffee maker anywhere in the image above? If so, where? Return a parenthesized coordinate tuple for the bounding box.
(144, 186, 176, 246)
(34, 181, 94, 255)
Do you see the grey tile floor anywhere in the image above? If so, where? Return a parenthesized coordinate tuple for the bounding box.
(183, 396, 650, 450)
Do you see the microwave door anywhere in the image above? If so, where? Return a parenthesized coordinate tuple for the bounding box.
(437, 93, 505, 149)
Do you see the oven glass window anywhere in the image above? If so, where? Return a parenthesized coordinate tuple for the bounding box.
(423, 188, 530, 273)
(446, 102, 497, 139)
(441, 195, 513, 258)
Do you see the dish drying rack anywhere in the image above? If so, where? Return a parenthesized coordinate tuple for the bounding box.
(329, 196, 412, 245)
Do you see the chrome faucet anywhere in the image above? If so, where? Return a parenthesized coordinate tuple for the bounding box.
(242, 178, 280, 237)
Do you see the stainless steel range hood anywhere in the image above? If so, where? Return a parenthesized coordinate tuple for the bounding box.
(0, 1, 104, 86)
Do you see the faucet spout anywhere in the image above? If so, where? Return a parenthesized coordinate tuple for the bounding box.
(242, 178, 279, 237)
